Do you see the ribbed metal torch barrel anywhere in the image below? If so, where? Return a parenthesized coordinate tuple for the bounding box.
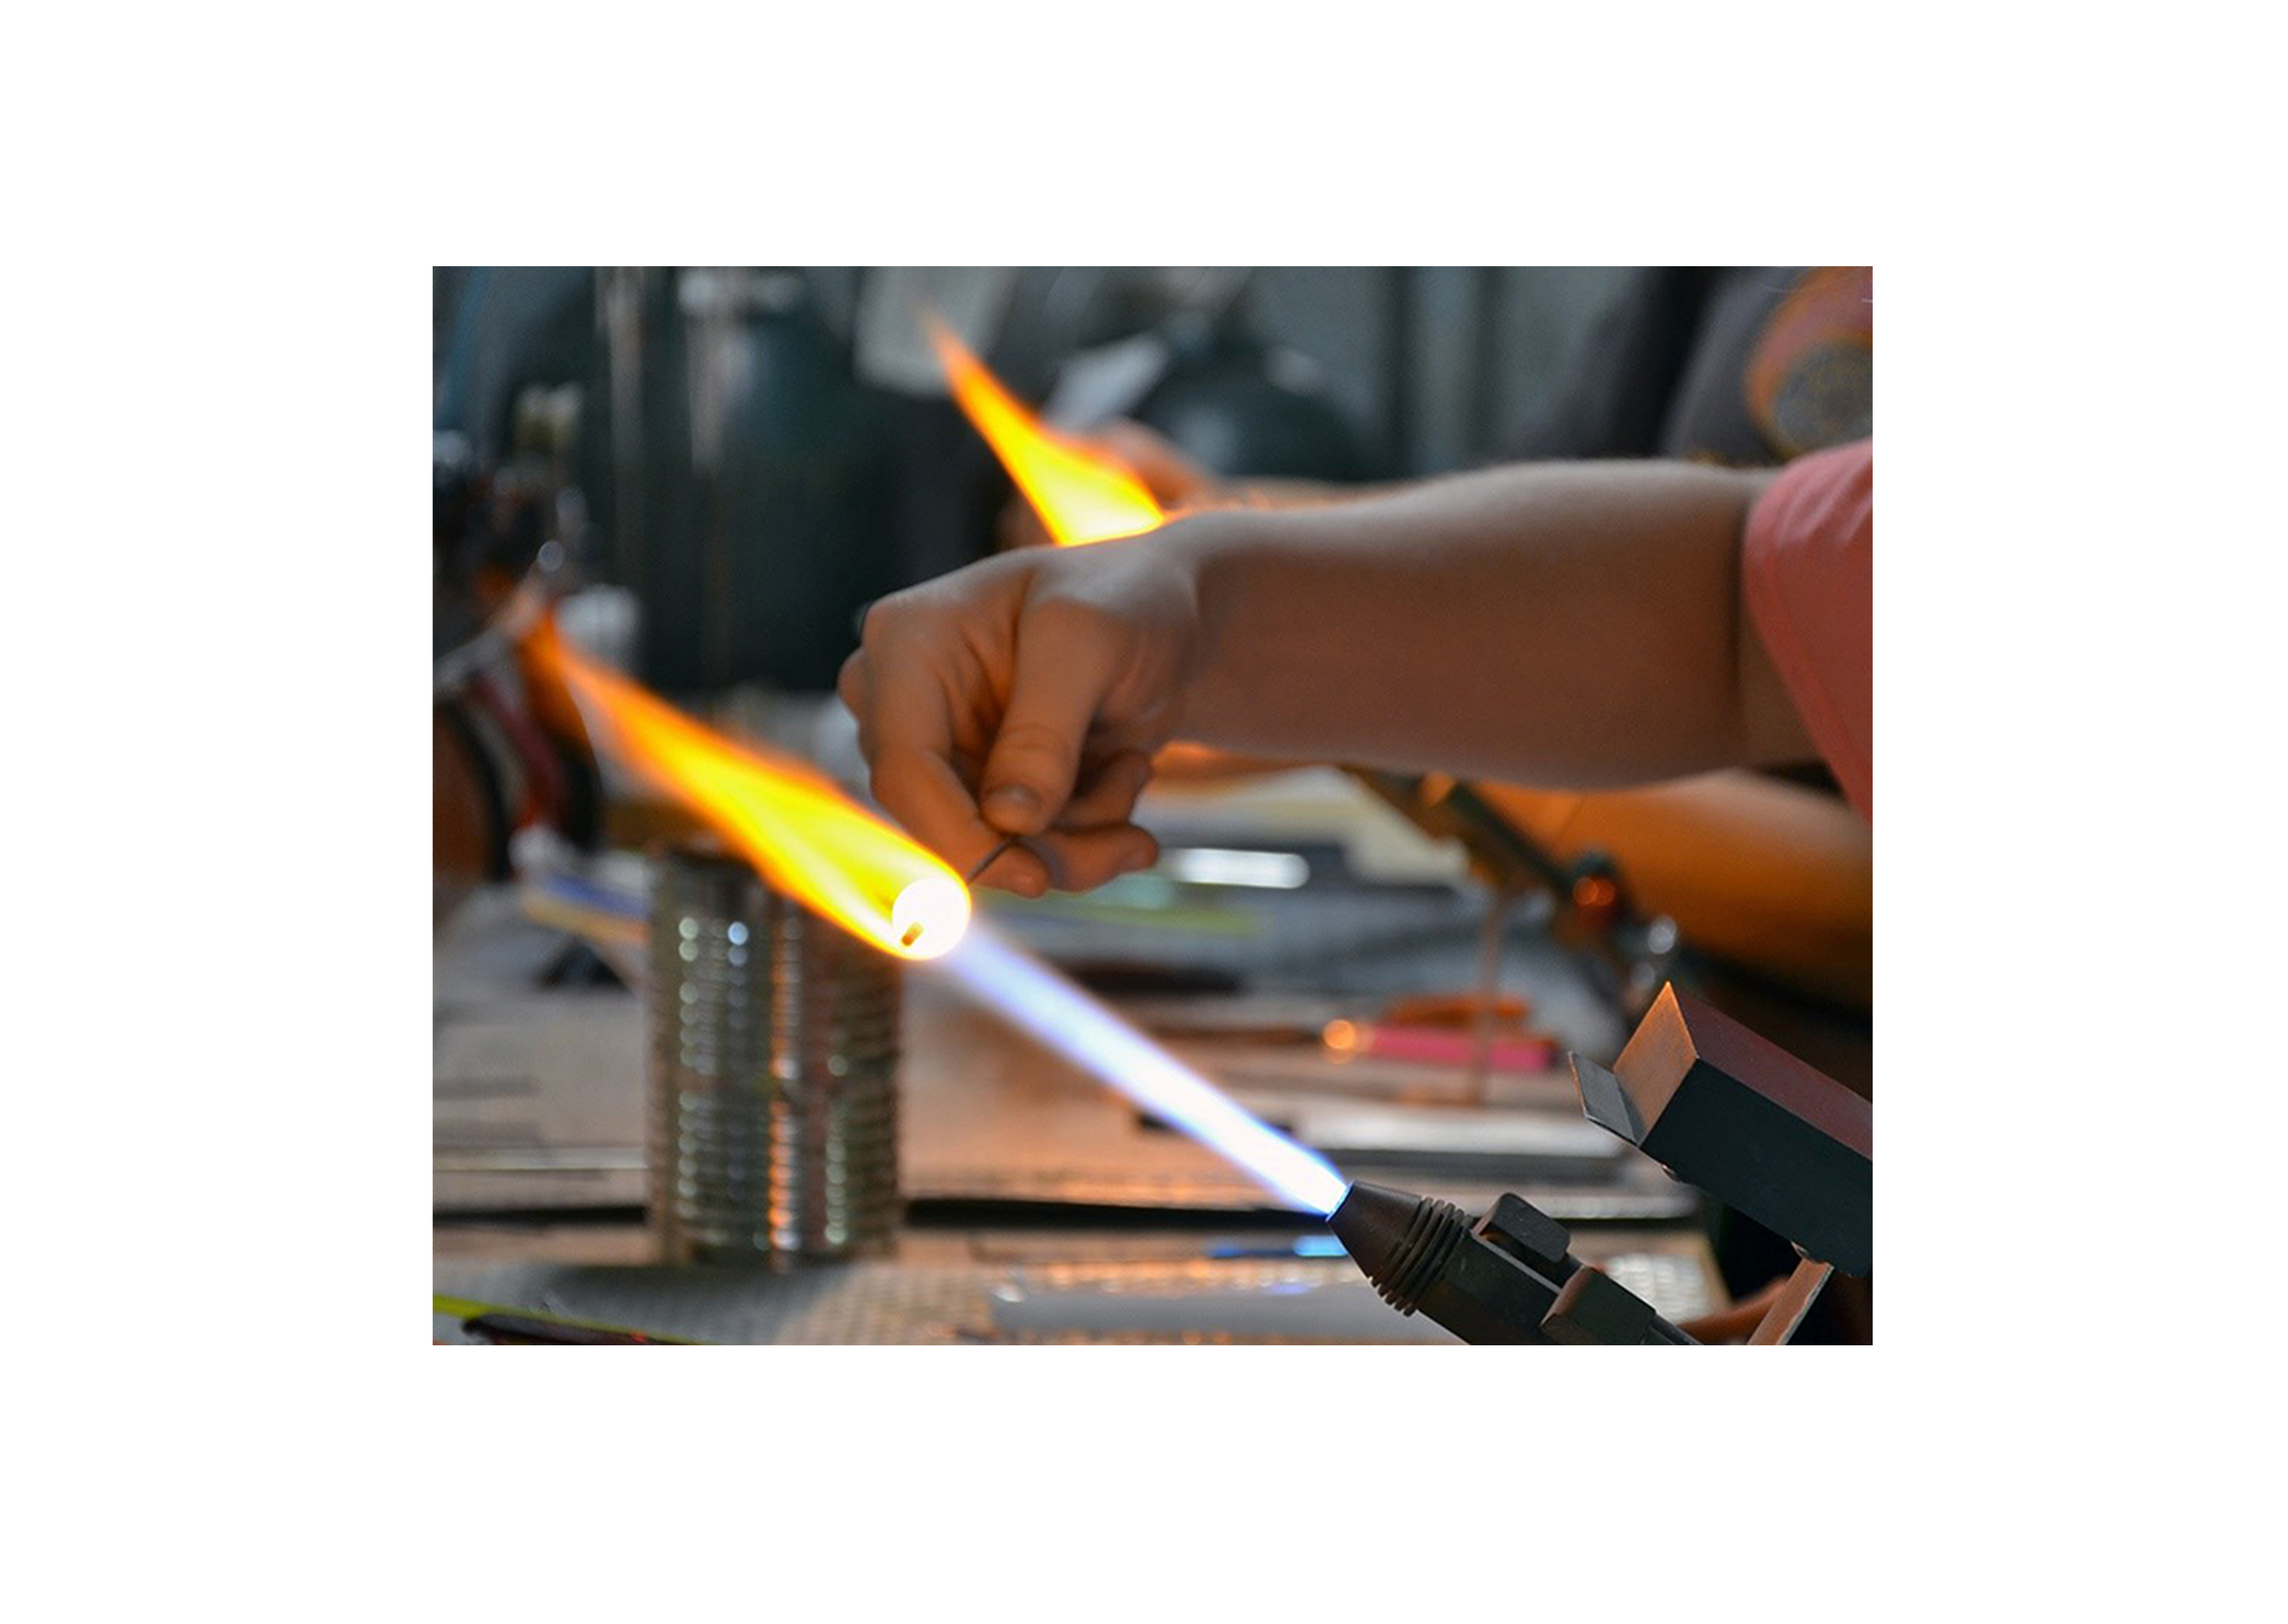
(1328, 1181, 1475, 1315)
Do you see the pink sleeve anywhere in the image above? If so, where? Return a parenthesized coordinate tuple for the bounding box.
(1743, 440, 1873, 819)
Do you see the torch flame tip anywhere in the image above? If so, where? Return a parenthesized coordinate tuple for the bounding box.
(536, 631, 975, 963)
(926, 313, 1166, 549)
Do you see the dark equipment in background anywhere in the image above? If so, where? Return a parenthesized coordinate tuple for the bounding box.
(591, 268, 899, 693)
(1124, 297, 1376, 484)
(1331, 981, 1871, 1344)
(433, 424, 601, 896)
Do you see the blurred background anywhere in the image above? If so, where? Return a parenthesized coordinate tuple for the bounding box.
(433, 267, 1873, 1345)
(433, 267, 1626, 692)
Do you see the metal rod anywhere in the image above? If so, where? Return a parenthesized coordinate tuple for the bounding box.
(1747, 1259, 1835, 1345)
(964, 835, 1022, 887)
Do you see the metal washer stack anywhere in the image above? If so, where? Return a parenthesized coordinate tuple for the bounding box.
(649, 839, 901, 1266)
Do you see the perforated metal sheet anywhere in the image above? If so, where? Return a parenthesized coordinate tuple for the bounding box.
(434, 1241, 1715, 1345)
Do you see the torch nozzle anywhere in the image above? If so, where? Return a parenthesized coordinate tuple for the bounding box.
(1327, 1180, 1695, 1346)
(1328, 1181, 1474, 1314)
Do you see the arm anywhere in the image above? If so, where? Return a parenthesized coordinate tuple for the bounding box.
(841, 459, 1814, 895)
(1172, 460, 1808, 783)
(1471, 771, 1871, 1009)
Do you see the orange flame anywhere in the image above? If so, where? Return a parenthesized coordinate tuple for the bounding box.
(927, 316, 1165, 547)
(531, 624, 971, 961)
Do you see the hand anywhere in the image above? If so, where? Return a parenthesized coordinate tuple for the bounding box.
(838, 530, 1212, 895)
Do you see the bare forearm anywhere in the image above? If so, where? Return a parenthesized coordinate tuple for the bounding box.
(1168, 460, 1805, 787)
(846, 454, 1817, 896)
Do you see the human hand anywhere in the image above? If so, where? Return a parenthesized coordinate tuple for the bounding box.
(838, 530, 1212, 894)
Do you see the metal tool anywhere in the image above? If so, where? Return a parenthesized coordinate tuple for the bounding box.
(1349, 769, 1681, 1022)
(1328, 1181, 1695, 1345)
(965, 835, 1023, 886)
(1571, 984, 1871, 1277)
(1329, 981, 1872, 1343)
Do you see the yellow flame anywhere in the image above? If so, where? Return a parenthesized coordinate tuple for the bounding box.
(532, 625, 971, 961)
(927, 316, 1165, 547)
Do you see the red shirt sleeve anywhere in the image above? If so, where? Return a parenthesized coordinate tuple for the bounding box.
(1743, 439, 1872, 819)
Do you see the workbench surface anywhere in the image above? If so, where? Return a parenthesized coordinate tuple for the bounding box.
(435, 863, 1725, 1343)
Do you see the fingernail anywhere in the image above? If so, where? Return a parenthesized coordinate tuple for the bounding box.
(984, 784, 1043, 828)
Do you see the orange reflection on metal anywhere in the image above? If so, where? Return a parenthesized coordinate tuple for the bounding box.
(1572, 875, 1620, 913)
(531, 622, 971, 961)
(927, 316, 1165, 547)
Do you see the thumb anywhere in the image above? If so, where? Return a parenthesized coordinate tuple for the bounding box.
(980, 598, 1122, 835)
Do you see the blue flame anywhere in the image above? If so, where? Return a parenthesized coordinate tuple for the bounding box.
(929, 926, 1349, 1215)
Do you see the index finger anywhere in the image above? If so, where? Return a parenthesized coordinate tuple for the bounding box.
(861, 649, 1050, 897)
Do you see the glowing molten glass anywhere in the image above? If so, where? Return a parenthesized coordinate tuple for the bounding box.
(534, 625, 971, 961)
(927, 317, 1165, 548)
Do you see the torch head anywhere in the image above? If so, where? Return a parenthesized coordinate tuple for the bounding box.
(1328, 1180, 1692, 1346)
(1328, 1181, 1477, 1315)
